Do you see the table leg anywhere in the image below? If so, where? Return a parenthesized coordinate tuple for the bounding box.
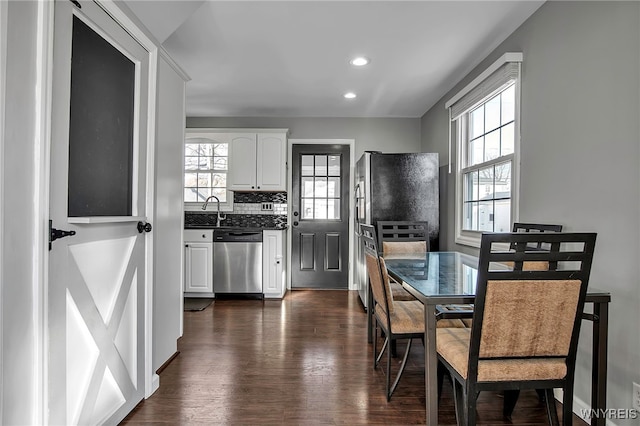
(424, 303, 438, 426)
(591, 301, 608, 426)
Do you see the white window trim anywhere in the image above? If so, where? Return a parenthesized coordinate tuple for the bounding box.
(450, 54, 522, 248)
(184, 129, 234, 212)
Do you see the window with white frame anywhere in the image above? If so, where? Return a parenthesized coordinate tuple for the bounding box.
(446, 53, 522, 247)
(184, 131, 233, 210)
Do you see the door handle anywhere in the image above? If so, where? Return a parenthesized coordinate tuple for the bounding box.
(137, 221, 152, 233)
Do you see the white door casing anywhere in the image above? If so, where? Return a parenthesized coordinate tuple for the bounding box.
(48, 1, 151, 424)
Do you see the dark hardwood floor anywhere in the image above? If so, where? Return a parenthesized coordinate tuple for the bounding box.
(122, 290, 587, 425)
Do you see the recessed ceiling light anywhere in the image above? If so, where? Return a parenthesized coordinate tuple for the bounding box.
(344, 92, 357, 99)
(350, 57, 370, 67)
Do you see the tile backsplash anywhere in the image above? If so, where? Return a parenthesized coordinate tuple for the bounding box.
(233, 192, 287, 204)
(185, 191, 288, 228)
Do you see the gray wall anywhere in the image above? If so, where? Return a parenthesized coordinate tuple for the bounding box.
(186, 117, 421, 160)
(420, 1, 640, 422)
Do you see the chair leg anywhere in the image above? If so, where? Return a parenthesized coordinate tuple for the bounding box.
(372, 321, 378, 370)
(466, 387, 478, 426)
(437, 362, 445, 403)
(391, 340, 398, 357)
(376, 335, 389, 368)
(388, 338, 413, 400)
(452, 378, 465, 425)
(386, 338, 392, 401)
(562, 383, 574, 426)
(544, 388, 559, 426)
(536, 388, 546, 403)
(503, 389, 520, 421)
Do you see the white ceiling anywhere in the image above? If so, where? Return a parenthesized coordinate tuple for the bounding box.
(124, 1, 545, 118)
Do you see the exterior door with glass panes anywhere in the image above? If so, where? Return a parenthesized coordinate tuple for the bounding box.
(291, 144, 350, 288)
(184, 131, 230, 212)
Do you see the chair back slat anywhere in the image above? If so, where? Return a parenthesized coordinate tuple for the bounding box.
(511, 222, 563, 253)
(469, 232, 597, 378)
(377, 221, 429, 254)
(382, 240, 426, 255)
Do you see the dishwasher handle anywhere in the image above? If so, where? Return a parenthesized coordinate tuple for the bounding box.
(214, 230, 263, 242)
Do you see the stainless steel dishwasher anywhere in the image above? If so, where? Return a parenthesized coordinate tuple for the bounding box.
(213, 229, 263, 296)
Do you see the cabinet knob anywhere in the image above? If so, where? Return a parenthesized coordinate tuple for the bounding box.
(185, 244, 189, 247)
(251, 186, 255, 189)
(202, 234, 206, 238)
(257, 186, 260, 189)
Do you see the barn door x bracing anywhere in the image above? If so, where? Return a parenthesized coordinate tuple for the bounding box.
(48, 1, 151, 424)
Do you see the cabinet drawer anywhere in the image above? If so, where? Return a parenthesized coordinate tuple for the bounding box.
(184, 229, 213, 241)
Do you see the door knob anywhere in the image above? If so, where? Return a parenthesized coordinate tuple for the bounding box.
(137, 221, 152, 233)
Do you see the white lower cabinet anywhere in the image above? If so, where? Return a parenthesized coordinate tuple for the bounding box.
(184, 230, 213, 293)
(263, 230, 287, 298)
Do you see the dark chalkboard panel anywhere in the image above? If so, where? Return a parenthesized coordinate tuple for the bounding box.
(68, 16, 135, 217)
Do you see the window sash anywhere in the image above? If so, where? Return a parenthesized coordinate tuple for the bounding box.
(454, 79, 520, 246)
(183, 140, 233, 210)
(460, 153, 514, 175)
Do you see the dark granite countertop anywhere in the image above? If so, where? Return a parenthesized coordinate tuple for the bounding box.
(185, 225, 288, 231)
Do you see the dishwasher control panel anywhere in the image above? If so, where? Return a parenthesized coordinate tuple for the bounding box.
(214, 230, 262, 242)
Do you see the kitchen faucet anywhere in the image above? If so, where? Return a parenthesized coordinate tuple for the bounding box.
(201, 195, 227, 227)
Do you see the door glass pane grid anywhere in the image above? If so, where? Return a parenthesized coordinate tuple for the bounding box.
(300, 154, 341, 220)
(184, 141, 228, 202)
(462, 160, 511, 232)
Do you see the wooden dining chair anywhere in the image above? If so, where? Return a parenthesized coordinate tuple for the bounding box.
(377, 220, 429, 255)
(361, 223, 416, 350)
(361, 224, 425, 401)
(436, 232, 597, 426)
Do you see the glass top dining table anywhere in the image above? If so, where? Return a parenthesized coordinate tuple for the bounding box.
(383, 251, 611, 426)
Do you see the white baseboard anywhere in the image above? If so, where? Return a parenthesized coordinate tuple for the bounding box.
(147, 373, 160, 398)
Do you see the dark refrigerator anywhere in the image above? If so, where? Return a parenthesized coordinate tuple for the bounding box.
(354, 152, 439, 308)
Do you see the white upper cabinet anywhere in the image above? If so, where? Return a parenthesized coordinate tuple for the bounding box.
(256, 133, 287, 191)
(228, 130, 288, 191)
(228, 133, 258, 190)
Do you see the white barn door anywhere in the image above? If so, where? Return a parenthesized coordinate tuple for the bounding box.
(48, 1, 151, 424)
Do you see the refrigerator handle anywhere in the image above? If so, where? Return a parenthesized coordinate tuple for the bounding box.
(354, 183, 361, 236)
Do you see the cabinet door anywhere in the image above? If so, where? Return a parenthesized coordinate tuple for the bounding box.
(184, 242, 213, 292)
(256, 133, 286, 191)
(263, 230, 285, 298)
(228, 133, 257, 190)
